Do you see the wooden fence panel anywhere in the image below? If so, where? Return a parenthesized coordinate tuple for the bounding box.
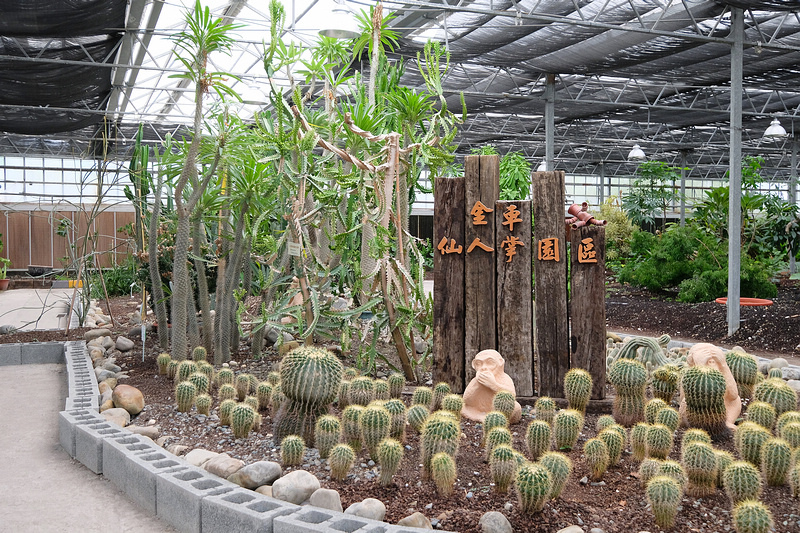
(52, 211, 73, 268)
(7, 212, 29, 269)
(96, 211, 115, 268)
(29, 212, 52, 267)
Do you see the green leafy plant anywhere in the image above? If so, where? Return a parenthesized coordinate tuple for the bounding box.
(622, 161, 683, 230)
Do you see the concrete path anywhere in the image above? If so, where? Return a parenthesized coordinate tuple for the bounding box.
(0, 288, 73, 331)
(0, 364, 175, 532)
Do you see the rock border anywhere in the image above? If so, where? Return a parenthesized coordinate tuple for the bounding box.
(3, 340, 442, 533)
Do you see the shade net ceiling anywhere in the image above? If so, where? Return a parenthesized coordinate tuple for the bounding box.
(0, 0, 799, 180)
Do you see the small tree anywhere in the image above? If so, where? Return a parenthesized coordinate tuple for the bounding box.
(623, 161, 683, 231)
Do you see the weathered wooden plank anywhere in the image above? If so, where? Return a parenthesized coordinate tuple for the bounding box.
(433, 177, 466, 392)
(464, 155, 499, 382)
(569, 224, 607, 399)
(29, 212, 52, 267)
(496, 200, 534, 396)
(532, 171, 569, 398)
(7, 211, 30, 269)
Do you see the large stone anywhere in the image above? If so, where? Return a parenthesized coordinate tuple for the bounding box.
(344, 498, 386, 521)
(184, 449, 219, 467)
(102, 361, 122, 373)
(95, 368, 116, 382)
(100, 399, 115, 412)
(309, 488, 343, 512)
(112, 384, 145, 415)
(84, 328, 112, 341)
(101, 407, 131, 427)
(783, 368, 800, 380)
(226, 461, 282, 489)
(770, 358, 789, 369)
(398, 512, 432, 529)
(787, 379, 800, 392)
(115, 336, 135, 352)
(556, 527, 584, 533)
(101, 336, 116, 350)
(272, 470, 320, 505)
(89, 347, 105, 361)
(479, 511, 512, 533)
(203, 453, 244, 479)
(126, 425, 160, 440)
(255, 485, 273, 497)
(264, 326, 280, 345)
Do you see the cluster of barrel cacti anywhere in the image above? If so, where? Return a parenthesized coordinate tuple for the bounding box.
(681, 365, 730, 440)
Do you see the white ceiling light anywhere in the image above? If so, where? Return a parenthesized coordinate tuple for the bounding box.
(318, 0, 360, 40)
(536, 160, 547, 172)
(763, 118, 787, 139)
(627, 144, 646, 161)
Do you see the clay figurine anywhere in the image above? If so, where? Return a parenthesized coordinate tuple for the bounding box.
(462, 349, 522, 423)
(678, 342, 741, 431)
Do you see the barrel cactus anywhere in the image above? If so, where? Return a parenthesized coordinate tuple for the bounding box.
(790, 464, 800, 498)
(198, 361, 214, 383)
(515, 463, 552, 513)
(420, 412, 460, 478)
(280, 435, 305, 466)
(646, 424, 673, 460)
(651, 364, 680, 404)
(607, 358, 647, 426)
(376, 438, 404, 486)
(563, 368, 592, 414)
(658, 460, 687, 491)
(639, 457, 662, 486)
(492, 390, 517, 421)
(645, 398, 668, 425)
(256, 382, 273, 411)
(630, 422, 649, 461)
(726, 349, 759, 399)
(314, 415, 341, 459)
(166, 359, 179, 380)
(539, 451, 571, 499)
(188, 372, 210, 395)
(490, 444, 517, 493)
(599, 427, 624, 466)
(234, 374, 250, 401)
(780, 421, 800, 448)
(441, 394, 464, 419)
(655, 406, 680, 433)
(767, 367, 783, 379)
(373, 379, 390, 401)
(723, 460, 762, 504)
(526, 420, 551, 460)
(342, 405, 365, 451)
(361, 403, 391, 458)
(383, 398, 407, 441)
(584, 438, 610, 481)
(328, 443, 356, 481)
(745, 401, 776, 431)
(231, 403, 255, 439)
(218, 383, 236, 403)
(430, 452, 457, 496)
(595, 415, 615, 433)
(195, 393, 212, 416)
(219, 398, 236, 426)
(432, 382, 451, 410)
(681, 441, 717, 497)
(482, 411, 509, 445)
(682, 428, 712, 449)
(485, 426, 513, 460)
(412, 386, 433, 409)
(553, 409, 583, 451)
(191, 345, 207, 362)
(715, 449, 734, 488)
(177, 360, 198, 384)
(388, 372, 405, 399)
(534, 397, 557, 425)
(407, 404, 430, 433)
(753, 378, 798, 416)
(337, 380, 350, 408)
(273, 346, 344, 446)
(761, 437, 791, 486)
(681, 365, 730, 440)
(735, 421, 772, 466)
(732, 500, 773, 533)
(175, 381, 197, 413)
(157, 353, 171, 375)
(646, 476, 682, 529)
(342, 367, 358, 381)
(216, 367, 234, 387)
(348, 376, 374, 407)
(776, 410, 800, 434)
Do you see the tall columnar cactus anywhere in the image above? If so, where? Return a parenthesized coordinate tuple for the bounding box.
(157, 353, 171, 375)
(430, 452, 457, 496)
(732, 500, 774, 533)
(645, 398, 668, 425)
(646, 424, 673, 460)
(328, 443, 356, 481)
(723, 460, 762, 504)
(348, 377, 375, 406)
(735, 422, 772, 466)
(338, 380, 350, 407)
(218, 383, 236, 403)
(374, 379, 391, 401)
(726, 350, 759, 399)
(314, 415, 341, 459)
(376, 438, 404, 486)
(780, 421, 800, 449)
(420, 412, 460, 478)
(639, 458, 662, 487)
(539, 451, 571, 499)
(219, 398, 237, 426)
(167, 360, 179, 380)
(361, 403, 391, 458)
(761, 437, 791, 486)
(274, 346, 344, 446)
(177, 360, 198, 384)
(681, 365, 730, 440)
(651, 364, 680, 404)
(715, 449, 735, 488)
(607, 358, 647, 426)
(175, 381, 197, 413)
(534, 397, 557, 425)
(776, 410, 800, 435)
(563, 368, 592, 414)
(646, 476, 682, 529)
(596, 415, 616, 433)
(412, 386, 433, 409)
(192, 346, 207, 362)
(383, 398, 407, 441)
(584, 438, 610, 481)
(235, 374, 250, 402)
(681, 441, 718, 497)
(231, 403, 255, 439)
(526, 420, 551, 460)
(745, 401, 776, 431)
(599, 427, 624, 466)
(682, 428, 712, 449)
(658, 460, 688, 492)
(655, 406, 680, 433)
(753, 378, 798, 416)
(490, 444, 517, 493)
(441, 394, 464, 419)
(432, 382, 452, 411)
(631, 422, 649, 461)
(553, 409, 583, 451)
(388, 372, 405, 399)
(407, 404, 430, 433)
(515, 463, 552, 514)
(280, 435, 305, 466)
(256, 382, 273, 411)
(482, 411, 509, 445)
(188, 372, 210, 395)
(485, 427, 513, 460)
(216, 367, 234, 387)
(342, 405, 365, 451)
(267, 371, 281, 385)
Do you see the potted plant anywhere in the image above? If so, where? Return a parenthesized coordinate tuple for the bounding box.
(0, 257, 10, 290)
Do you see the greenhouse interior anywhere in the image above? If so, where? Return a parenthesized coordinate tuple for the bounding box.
(2, 1, 800, 532)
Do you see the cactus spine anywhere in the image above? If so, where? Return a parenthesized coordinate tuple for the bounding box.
(681, 441, 718, 497)
(219, 398, 236, 426)
(376, 438, 404, 486)
(607, 358, 647, 426)
(383, 398, 407, 441)
(515, 463, 552, 514)
(420, 413, 460, 478)
(314, 415, 341, 459)
(216, 367, 234, 387)
(761, 437, 791, 486)
(411, 386, 433, 409)
(280, 435, 305, 466)
(646, 476, 682, 528)
(584, 438, 610, 480)
(563, 368, 592, 414)
(553, 409, 583, 451)
(175, 381, 197, 413)
(485, 427, 513, 459)
(726, 349, 759, 399)
(646, 424, 673, 460)
(231, 403, 255, 439)
(732, 500, 774, 533)
(645, 398, 668, 425)
(639, 457, 662, 486)
(191, 346, 207, 362)
(655, 406, 680, 433)
(658, 460, 687, 491)
(441, 394, 464, 419)
(432, 382, 452, 410)
(754, 378, 798, 416)
(374, 379, 390, 401)
(341, 405, 364, 451)
(723, 461, 762, 504)
(596, 415, 616, 433)
(328, 443, 356, 481)
(430, 452, 457, 496)
(177, 360, 198, 384)
(407, 404, 430, 433)
(534, 397, 557, 425)
(361, 403, 391, 458)
(157, 353, 171, 375)
(599, 427, 624, 466)
(348, 376, 375, 406)
(526, 420, 552, 460)
(188, 372, 210, 395)
(195, 393, 212, 416)
(735, 422, 772, 466)
(256, 382, 273, 411)
(681, 365, 730, 440)
(630, 422, 649, 461)
(539, 451, 571, 499)
(490, 444, 517, 493)
(651, 364, 680, 404)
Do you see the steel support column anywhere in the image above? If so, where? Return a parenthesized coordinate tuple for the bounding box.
(728, 7, 743, 336)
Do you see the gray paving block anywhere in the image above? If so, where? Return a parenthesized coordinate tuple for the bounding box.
(0, 344, 21, 366)
(74, 419, 127, 474)
(20, 341, 64, 364)
(103, 435, 186, 514)
(201, 488, 299, 533)
(274, 508, 377, 533)
(57, 409, 104, 458)
(156, 466, 236, 533)
(64, 395, 99, 411)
